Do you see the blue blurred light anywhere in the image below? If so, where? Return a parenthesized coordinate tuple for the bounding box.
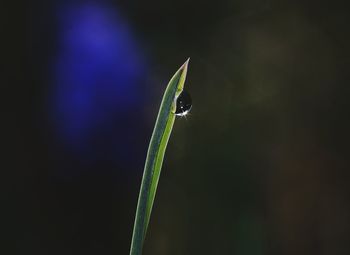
(51, 2, 146, 157)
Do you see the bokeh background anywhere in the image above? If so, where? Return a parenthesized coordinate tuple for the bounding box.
(3, 0, 350, 254)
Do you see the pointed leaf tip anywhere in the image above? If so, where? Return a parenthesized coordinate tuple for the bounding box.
(181, 58, 190, 70)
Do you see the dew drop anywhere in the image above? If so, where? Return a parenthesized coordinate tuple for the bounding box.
(175, 90, 192, 116)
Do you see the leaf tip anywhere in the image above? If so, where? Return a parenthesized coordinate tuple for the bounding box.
(179, 58, 190, 82)
(180, 57, 190, 71)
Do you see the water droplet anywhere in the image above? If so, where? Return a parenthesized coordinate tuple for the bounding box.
(175, 90, 192, 116)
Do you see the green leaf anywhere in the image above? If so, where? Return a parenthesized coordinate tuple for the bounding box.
(129, 59, 190, 255)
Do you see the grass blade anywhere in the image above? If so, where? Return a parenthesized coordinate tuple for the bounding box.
(130, 59, 190, 255)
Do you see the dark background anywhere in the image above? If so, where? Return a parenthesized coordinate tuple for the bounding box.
(2, 0, 350, 254)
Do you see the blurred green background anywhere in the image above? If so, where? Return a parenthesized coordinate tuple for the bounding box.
(3, 0, 350, 254)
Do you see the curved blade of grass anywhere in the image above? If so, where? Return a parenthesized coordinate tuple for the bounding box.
(130, 59, 190, 255)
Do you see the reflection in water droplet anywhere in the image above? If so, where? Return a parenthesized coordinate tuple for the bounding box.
(175, 90, 192, 116)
